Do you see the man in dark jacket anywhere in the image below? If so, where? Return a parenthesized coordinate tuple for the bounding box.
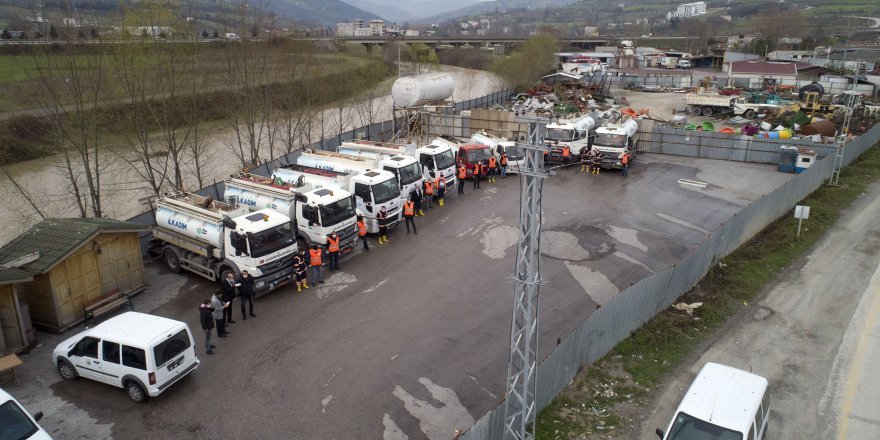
(221, 272, 237, 324)
(199, 299, 216, 355)
(238, 270, 255, 320)
(211, 290, 230, 338)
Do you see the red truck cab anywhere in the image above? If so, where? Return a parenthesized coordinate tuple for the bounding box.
(456, 143, 493, 178)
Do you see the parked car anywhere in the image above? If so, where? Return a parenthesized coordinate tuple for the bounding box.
(0, 387, 52, 439)
(53, 312, 200, 403)
(656, 362, 770, 440)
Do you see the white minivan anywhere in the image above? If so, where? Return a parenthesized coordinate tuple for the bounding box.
(53, 312, 200, 403)
(657, 362, 770, 440)
(0, 387, 52, 439)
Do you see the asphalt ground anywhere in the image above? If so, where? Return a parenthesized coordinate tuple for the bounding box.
(641, 181, 880, 440)
(9, 154, 792, 440)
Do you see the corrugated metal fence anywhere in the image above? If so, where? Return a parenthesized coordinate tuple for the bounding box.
(638, 119, 839, 164)
(129, 89, 513, 254)
(461, 123, 880, 440)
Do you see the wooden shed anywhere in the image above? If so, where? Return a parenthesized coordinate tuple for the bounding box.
(0, 268, 34, 355)
(0, 218, 149, 333)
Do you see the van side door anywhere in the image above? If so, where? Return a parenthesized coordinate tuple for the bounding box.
(68, 337, 102, 381)
(99, 340, 127, 387)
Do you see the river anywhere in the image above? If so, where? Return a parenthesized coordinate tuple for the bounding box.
(0, 66, 500, 245)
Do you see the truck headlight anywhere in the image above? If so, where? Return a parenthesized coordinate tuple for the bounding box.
(256, 281, 265, 289)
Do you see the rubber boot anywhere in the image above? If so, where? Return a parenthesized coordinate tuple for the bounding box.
(378, 236, 384, 244)
(419, 209, 425, 216)
(297, 284, 302, 292)
(383, 235, 389, 243)
(440, 199, 445, 206)
(303, 280, 309, 289)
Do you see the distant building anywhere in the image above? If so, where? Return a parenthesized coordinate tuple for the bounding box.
(584, 26, 599, 36)
(727, 34, 758, 50)
(354, 27, 372, 37)
(403, 29, 420, 37)
(369, 19, 385, 36)
(336, 22, 355, 36)
(667, 2, 707, 20)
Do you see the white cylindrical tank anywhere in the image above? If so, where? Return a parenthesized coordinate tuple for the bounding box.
(223, 184, 292, 217)
(391, 73, 455, 107)
(297, 151, 378, 174)
(155, 205, 224, 247)
(571, 115, 596, 132)
(470, 132, 502, 149)
(618, 119, 639, 137)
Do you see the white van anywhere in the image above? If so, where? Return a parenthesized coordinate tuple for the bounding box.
(657, 362, 770, 440)
(53, 312, 200, 403)
(0, 387, 53, 439)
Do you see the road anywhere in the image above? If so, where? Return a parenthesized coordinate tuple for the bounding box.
(10, 154, 792, 440)
(641, 181, 880, 439)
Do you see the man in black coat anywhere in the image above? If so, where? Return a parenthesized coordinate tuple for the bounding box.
(199, 299, 216, 355)
(221, 272, 237, 324)
(238, 270, 256, 320)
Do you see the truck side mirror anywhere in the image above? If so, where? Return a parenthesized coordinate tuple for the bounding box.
(656, 428, 664, 438)
(33, 411, 43, 421)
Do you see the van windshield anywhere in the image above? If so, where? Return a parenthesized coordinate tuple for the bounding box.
(153, 329, 192, 368)
(666, 412, 742, 440)
(0, 401, 38, 440)
(397, 162, 423, 185)
(320, 196, 356, 227)
(249, 223, 296, 258)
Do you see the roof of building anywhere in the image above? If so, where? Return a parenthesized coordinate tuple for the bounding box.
(0, 218, 148, 277)
(728, 60, 813, 75)
(0, 267, 34, 285)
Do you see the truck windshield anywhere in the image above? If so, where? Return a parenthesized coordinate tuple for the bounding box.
(666, 412, 742, 440)
(248, 223, 295, 258)
(320, 196, 356, 227)
(434, 149, 456, 170)
(505, 145, 523, 160)
(595, 133, 628, 148)
(546, 128, 573, 141)
(371, 177, 401, 204)
(467, 148, 492, 162)
(397, 162, 422, 185)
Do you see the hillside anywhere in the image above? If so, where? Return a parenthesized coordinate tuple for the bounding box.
(268, 0, 382, 25)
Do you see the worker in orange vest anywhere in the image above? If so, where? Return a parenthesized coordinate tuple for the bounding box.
(435, 173, 447, 206)
(309, 245, 324, 284)
(403, 196, 417, 234)
(562, 145, 571, 165)
(487, 156, 498, 183)
(326, 232, 341, 271)
(356, 215, 369, 250)
(500, 153, 508, 178)
(423, 179, 435, 209)
(473, 161, 483, 189)
(621, 152, 631, 177)
(457, 164, 467, 194)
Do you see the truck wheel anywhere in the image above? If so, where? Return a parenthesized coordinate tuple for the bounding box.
(702, 106, 713, 117)
(744, 109, 756, 119)
(219, 266, 237, 284)
(163, 248, 182, 274)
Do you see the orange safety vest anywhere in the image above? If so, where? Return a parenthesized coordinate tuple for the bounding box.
(435, 175, 446, 189)
(622, 153, 630, 165)
(562, 146, 571, 157)
(403, 201, 414, 216)
(327, 235, 340, 253)
(488, 157, 497, 168)
(500, 155, 508, 166)
(457, 166, 467, 179)
(309, 249, 322, 266)
(424, 180, 434, 195)
(474, 163, 482, 175)
(357, 220, 367, 236)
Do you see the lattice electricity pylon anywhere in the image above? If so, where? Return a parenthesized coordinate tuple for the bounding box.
(830, 90, 861, 186)
(504, 116, 550, 440)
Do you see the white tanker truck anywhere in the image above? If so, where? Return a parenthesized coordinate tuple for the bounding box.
(593, 117, 639, 169)
(223, 173, 359, 253)
(272, 164, 401, 234)
(470, 131, 523, 174)
(152, 192, 298, 296)
(544, 113, 597, 155)
(391, 73, 455, 108)
(337, 140, 424, 198)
